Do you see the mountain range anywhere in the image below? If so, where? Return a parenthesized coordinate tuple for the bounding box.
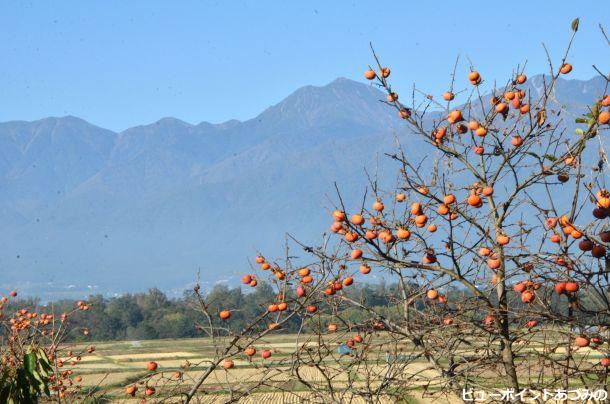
(0, 75, 605, 299)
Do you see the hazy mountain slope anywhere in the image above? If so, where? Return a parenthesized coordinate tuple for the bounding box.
(0, 75, 603, 299)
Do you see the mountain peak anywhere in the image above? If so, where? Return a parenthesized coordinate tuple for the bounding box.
(326, 76, 364, 87)
(249, 77, 398, 132)
(153, 117, 194, 127)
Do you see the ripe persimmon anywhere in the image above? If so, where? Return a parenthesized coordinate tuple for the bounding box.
(219, 310, 231, 320)
(495, 102, 509, 114)
(443, 91, 455, 101)
(396, 228, 411, 240)
(468, 71, 480, 83)
(513, 282, 527, 293)
(411, 202, 422, 215)
(333, 210, 346, 222)
(447, 110, 463, 124)
(380, 230, 395, 243)
(467, 194, 482, 207)
(487, 258, 501, 270)
(364, 69, 376, 80)
(496, 234, 510, 246)
(350, 249, 363, 259)
(350, 214, 365, 226)
(414, 214, 428, 227)
(330, 222, 343, 233)
(564, 282, 579, 293)
(345, 232, 359, 242)
(555, 282, 567, 295)
(574, 336, 589, 347)
(560, 63, 572, 74)
(298, 268, 310, 277)
(125, 386, 137, 396)
(475, 127, 487, 137)
(478, 247, 491, 256)
(521, 290, 535, 304)
(511, 136, 523, 147)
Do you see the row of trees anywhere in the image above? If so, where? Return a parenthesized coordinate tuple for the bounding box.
(6, 278, 607, 343)
(1, 282, 408, 341)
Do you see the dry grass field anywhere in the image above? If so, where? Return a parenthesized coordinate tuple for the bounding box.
(61, 333, 605, 403)
(60, 334, 439, 402)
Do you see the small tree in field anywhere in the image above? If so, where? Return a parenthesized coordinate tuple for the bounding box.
(0, 292, 94, 403)
(125, 22, 610, 403)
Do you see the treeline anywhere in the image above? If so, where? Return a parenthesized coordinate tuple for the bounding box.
(4, 281, 605, 342)
(3, 281, 405, 341)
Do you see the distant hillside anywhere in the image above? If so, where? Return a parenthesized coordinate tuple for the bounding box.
(0, 75, 604, 299)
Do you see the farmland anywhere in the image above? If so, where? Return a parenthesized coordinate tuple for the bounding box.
(58, 331, 606, 403)
(62, 333, 447, 402)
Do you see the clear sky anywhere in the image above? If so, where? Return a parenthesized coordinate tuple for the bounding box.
(0, 1, 608, 132)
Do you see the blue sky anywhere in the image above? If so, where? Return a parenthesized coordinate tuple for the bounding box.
(0, 1, 607, 131)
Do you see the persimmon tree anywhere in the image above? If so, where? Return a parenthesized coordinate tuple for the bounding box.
(0, 291, 95, 402)
(281, 22, 610, 401)
(124, 21, 610, 403)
